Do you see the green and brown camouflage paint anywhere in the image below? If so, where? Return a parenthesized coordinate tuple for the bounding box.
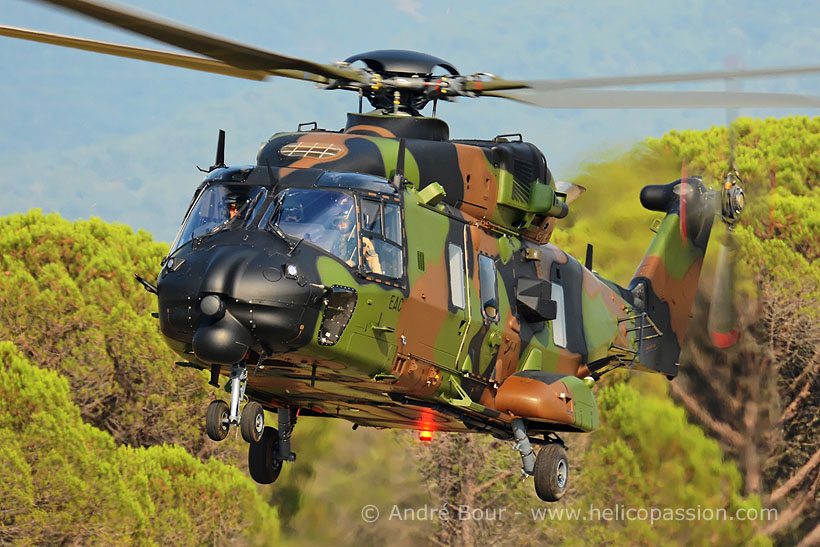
(172, 115, 715, 438)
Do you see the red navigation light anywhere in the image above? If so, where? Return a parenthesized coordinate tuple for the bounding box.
(418, 408, 435, 442)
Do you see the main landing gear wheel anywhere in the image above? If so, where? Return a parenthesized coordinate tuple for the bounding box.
(241, 401, 265, 443)
(206, 399, 230, 441)
(249, 426, 283, 484)
(534, 444, 569, 502)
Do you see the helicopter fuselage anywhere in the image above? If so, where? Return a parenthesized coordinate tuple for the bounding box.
(157, 114, 712, 438)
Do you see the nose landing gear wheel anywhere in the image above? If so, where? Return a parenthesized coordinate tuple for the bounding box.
(534, 444, 568, 502)
(249, 426, 283, 484)
(241, 401, 265, 443)
(206, 400, 230, 441)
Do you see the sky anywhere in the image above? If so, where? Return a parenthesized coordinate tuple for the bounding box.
(0, 0, 818, 243)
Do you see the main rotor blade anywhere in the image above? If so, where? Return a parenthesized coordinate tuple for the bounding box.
(466, 66, 820, 94)
(518, 65, 820, 92)
(0, 25, 273, 81)
(31, 0, 363, 83)
(485, 88, 820, 109)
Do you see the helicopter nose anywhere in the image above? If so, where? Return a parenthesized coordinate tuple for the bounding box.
(192, 304, 255, 365)
(158, 234, 325, 363)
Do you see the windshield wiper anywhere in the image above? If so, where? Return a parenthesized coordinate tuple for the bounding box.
(264, 197, 299, 253)
(269, 222, 299, 253)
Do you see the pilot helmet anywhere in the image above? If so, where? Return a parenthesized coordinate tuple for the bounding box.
(282, 202, 304, 222)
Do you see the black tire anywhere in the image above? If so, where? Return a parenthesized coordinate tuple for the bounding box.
(249, 426, 283, 484)
(240, 401, 265, 443)
(534, 444, 568, 502)
(206, 400, 230, 441)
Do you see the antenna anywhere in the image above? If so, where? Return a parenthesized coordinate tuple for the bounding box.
(198, 129, 227, 173)
(214, 129, 226, 169)
(392, 138, 406, 189)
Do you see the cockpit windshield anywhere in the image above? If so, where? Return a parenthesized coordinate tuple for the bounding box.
(269, 188, 359, 267)
(169, 185, 264, 254)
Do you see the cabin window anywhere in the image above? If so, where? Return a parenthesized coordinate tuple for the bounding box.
(360, 199, 403, 280)
(361, 199, 383, 235)
(478, 254, 498, 322)
(170, 184, 265, 254)
(270, 188, 360, 267)
(551, 282, 567, 347)
(384, 203, 402, 243)
(448, 243, 466, 310)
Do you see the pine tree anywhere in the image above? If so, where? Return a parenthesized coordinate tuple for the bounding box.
(0, 342, 279, 545)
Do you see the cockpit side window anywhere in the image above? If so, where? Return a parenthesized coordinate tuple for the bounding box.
(360, 199, 383, 236)
(359, 198, 403, 280)
(262, 188, 404, 280)
(384, 203, 401, 244)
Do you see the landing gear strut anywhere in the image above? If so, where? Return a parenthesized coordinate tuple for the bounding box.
(205, 362, 265, 443)
(249, 407, 298, 484)
(228, 362, 247, 425)
(512, 420, 569, 502)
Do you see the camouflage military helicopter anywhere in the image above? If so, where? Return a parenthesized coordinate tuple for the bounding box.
(4, 0, 820, 502)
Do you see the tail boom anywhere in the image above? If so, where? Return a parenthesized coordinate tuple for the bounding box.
(627, 178, 715, 376)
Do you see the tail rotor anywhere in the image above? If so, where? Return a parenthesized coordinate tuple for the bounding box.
(707, 170, 745, 348)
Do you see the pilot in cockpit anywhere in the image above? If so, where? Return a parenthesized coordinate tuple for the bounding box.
(225, 194, 244, 219)
(331, 207, 358, 266)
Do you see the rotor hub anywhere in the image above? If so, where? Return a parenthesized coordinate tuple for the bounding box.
(338, 49, 464, 115)
(721, 170, 745, 226)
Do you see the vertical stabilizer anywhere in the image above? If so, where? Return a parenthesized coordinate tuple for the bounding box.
(628, 177, 714, 376)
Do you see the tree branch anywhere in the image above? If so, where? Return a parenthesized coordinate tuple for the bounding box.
(780, 378, 813, 424)
(767, 447, 820, 504)
(684, 343, 743, 413)
(762, 472, 819, 536)
(474, 470, 515, 497)
(797, 520, 820, 547)
(669, 381, 744, 447)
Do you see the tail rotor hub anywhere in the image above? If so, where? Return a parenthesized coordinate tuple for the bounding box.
(721, 170, 745, 226)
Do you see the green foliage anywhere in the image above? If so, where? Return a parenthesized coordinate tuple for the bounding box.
(0, 342, 278, 545)
(559, 378, 768, 546)
(0, 210, 224, 452)
(277, 420, 430, 546)
(555, 116, 820, 305)
(550, 116, 820, 545)
(552, 145, 681, 285)
(648, 116, 820, 305)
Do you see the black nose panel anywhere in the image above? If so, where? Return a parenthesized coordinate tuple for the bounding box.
(200, 246, 259, 296)
(192, 312, 255, 365)
(158, 231, 324, 357)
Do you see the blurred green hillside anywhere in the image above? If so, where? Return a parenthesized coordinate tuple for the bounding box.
(0, 116, 817, 546)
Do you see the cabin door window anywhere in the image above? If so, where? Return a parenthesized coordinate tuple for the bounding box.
(447, 243, 466, 310)
(478, 254, 499, 323)
(550, 281, 567, 347)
